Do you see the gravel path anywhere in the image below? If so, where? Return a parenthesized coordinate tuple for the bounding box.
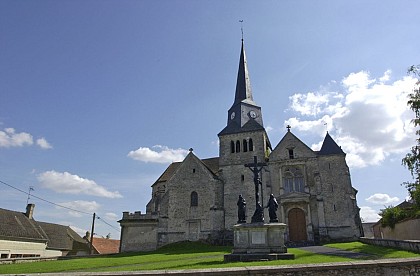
(299, 245, 374, 259)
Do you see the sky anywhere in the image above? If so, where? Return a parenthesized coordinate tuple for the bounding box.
(1, 1, 419, 239)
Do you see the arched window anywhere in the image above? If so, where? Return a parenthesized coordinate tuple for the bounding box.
(243, 139, 248, 152)
(236, 140, 241, 153)
(249, 139, 253, 151)
(283, 168, 305, 194)
(230, 141, 235, 153)
(190, 191, 198, 207)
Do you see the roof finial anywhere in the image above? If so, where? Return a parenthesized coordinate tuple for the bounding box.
(286, 125, 291, 132)
(239, 20, 244, 41)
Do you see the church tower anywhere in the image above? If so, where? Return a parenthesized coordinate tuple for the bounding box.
(218, 40, 271, 229)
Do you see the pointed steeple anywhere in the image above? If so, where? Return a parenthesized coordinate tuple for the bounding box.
(319, 132, 345, 155)
(234, 40, 254, 105)
(219, 40, 264, 136)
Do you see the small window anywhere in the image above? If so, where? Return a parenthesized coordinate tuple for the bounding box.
(288, 149, 294, 159)
(249, 139, 253, 151)
(243, 139, 248, 152)
(190, 191, 198, 207)
(230, 141, 235, 153)
(241, 175, 245, 182)
(192, 169, 196, 173)
(1, 254, 8, 259)
(236, 141, 241, 153)
(333, 204, 337, 211)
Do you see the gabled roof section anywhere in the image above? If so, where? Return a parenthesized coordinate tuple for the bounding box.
(92, 237, 120, 254)
(37, 221, 87, 250)
(318, 132, 345, 155)
(234, 40, 255, 105)
(0, 207, 47, 242)
(218, 118, 265, 136)
(152, 154, 219, 187)
(270, 130, 317, 160)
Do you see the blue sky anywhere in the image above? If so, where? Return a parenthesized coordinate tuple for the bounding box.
(1, 1, 419, 239)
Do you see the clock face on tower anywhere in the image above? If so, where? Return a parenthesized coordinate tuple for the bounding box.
(249, 110, 257, 119)
(230, 112, 236, 120)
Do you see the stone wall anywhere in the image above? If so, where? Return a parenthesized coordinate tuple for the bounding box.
(360, 237, 420, 254)
(119, 212, 158, 252)
(373, 218, 420, 240)
(14, 257, 420, 275)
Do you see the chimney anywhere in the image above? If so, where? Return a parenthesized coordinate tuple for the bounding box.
(25, 203, 35, 219)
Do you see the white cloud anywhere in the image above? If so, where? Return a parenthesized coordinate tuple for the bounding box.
(360, 206, 381, 223)
(127, 145, 188, 163)
(36, 138, 53, 149)
(0, 128, 33, 147)
(70, 225, 88, 237)
(0, 127, 52, 149)
(366, 193, 400, 205)
(58, 200, 100, 217)
(38, 170, 123, 198)
(286, 70, 417, 168)
(104, 212, 119, 221)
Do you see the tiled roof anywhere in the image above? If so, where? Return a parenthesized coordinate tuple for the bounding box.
(152, 157, 220, 187)
(201, 157, 219, 175)
(0, 206, 88, 253)
(92, 237, 120, 254)
(37, 221, 87, 250)
(0, 208, 47, 242)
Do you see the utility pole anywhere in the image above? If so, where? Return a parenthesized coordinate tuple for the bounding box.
(90, 213, 96, 255)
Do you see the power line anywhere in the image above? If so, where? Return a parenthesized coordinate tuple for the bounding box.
(0, 179, 91, 215)
(0, 179, 120, 232)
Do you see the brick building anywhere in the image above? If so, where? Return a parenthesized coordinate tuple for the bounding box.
(119, 41, 363, 252)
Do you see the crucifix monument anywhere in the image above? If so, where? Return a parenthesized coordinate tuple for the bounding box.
(245, 156, 267, 223)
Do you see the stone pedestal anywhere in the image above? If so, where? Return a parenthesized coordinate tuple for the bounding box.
(224, 223, 294, 262)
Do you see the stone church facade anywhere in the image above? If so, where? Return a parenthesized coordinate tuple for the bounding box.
(119, 41, 363, 252)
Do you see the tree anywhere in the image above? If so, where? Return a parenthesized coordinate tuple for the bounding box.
(402, 65, 420, 210)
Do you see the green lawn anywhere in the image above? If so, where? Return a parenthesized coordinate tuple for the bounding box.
(0, 241, 418, 274)
(326, 241, 420, 259)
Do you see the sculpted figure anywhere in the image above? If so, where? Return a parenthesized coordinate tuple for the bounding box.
(237, 194, 246, 223)
(266, 194, 279, 222)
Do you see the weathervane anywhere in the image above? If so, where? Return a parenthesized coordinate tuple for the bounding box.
(239, 20, 244, 40)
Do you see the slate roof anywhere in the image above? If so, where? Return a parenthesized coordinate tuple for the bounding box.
(152, 157, 220, 187)
(37, 221, 88, 250)
(218, 119, 265, 136)
(92, 237, 120, 254)
(0, 206, 88, 252)
(0, 207, 47, 242)
(318, 132, 345, 155)
(234, 40, 254, 105)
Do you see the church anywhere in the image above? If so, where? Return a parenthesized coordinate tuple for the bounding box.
(119, 41, 363, 252)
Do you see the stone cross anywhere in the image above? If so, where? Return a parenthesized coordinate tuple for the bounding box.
(245, 156, 267, 223)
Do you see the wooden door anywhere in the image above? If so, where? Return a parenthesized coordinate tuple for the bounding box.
(288, 208, 307, 241)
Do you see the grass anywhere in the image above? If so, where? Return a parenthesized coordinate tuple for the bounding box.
(326, 241, 420, 259)
(0, 241, 419, 274)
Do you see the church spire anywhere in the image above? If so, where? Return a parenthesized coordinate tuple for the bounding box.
(234, 40, 254, 105)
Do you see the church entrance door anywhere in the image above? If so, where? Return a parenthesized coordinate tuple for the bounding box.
(288, 208, 307, 241)
(188, 221, 199, 241)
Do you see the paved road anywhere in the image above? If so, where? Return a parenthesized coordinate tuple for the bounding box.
(299, 245, 374, 259)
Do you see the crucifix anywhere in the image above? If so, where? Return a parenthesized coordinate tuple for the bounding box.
(245, 156, 267, 223)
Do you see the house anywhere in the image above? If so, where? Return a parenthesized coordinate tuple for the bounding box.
(0, 204, 89, 259)
(91, 237, 120, 254)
